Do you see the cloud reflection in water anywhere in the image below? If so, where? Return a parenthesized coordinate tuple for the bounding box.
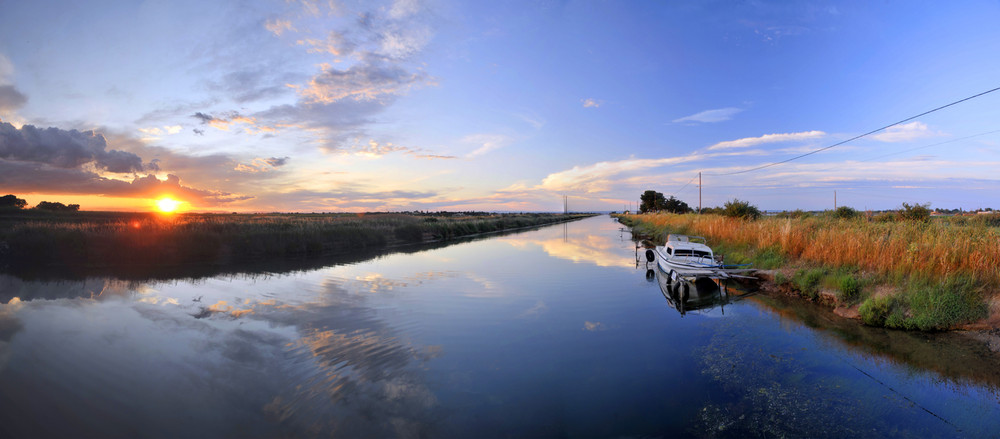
(0, 270, 443, 438)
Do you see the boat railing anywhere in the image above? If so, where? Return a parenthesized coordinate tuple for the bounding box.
(666, 234, 708, 244)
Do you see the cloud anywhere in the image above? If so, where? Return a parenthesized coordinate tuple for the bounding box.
(297, 31, 355, 56)
(581, 98, 602, 108)
(264, 18, 296, 36)
(137, 125, 184, 140)
(540, 157, 692, 193)
(673, 107, 743, 123)
(708, 130, 825, 150)
(0, 85, 27, 114)
(234, 157, 290, 173)
(191, 111, 275, 134)
(0, 122, 148, 173)
(871, 121, 939, 142)
(0, 53, 13, 83)
(0, 160, 247, 205)
(464, 134, 510, 158)
(296, 58, 429, 104)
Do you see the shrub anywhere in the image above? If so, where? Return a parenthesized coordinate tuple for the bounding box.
(837, 275, 862, 302)
(872, 211, 897, 222)
(722, 199, 762, 221)
(774, 271, 788, 286)
(793, 268, 825, 299)
(903, 275, 987, 331)
(859, 295, 895, 326)
(833, 206, 858, 219)
(899, 202, 931, 222)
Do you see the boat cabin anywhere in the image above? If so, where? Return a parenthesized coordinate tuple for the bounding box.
(664, 235, 716, 264)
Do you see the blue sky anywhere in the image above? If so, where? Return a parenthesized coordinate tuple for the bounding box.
(1, 0, 999, 212)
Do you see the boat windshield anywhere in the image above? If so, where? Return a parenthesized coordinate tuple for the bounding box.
(674, 249, 712, 258)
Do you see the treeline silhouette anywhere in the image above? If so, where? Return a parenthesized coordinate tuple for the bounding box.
(1, 194, 79, 211)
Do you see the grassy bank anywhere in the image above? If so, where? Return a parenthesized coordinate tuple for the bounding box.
(616, 212, 997, 331)
(0, 211, 595, 269)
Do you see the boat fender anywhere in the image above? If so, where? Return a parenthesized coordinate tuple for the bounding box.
(645, 249, 655, 262)
(645, 269, 655, 281)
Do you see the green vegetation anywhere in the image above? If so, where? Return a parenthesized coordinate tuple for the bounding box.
(639, 190, 692, 214)
(616, 206, 997, 331)
(859, 276, 987, 331)
(0, 210, 594, 269)
(722, 198, 762, 220)
(833, 206, 858, 219)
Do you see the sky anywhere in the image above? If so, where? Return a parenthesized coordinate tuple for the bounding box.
(1, 0, 999, 213)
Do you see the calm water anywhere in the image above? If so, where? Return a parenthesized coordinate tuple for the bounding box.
(2, 216, 1000, 438)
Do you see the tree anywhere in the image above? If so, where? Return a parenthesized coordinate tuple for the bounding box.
(722, 198, 762, 220)
(35, 201, 80, 212)
(0, 194, 28, 210)
(639, 190, 667, 213)
(899, 202, 930, 222)
(833, 206, 858, 219)
(662, 196, 691, 214)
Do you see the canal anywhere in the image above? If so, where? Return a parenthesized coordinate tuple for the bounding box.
(1, 215, 998, 437)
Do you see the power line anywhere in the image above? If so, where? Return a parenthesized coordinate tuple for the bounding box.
(799, 128, 1000, 176)
(704, 86, 1000, 176)
(671, 174, 699, 197)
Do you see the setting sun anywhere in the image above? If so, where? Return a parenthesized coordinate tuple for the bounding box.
(156, 197, 182, 213)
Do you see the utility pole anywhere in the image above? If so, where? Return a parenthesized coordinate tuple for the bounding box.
(834, 191, 837, 210)
(698, 172, 702, 214)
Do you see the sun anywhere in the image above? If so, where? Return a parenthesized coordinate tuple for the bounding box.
(156, 197, 183, 213)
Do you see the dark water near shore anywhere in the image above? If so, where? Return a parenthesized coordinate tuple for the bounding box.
(1, 216, 999, 437)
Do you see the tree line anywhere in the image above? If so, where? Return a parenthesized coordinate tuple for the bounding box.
(0, 194, 80, 212)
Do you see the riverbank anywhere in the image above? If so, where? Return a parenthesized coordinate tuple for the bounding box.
(615, 212, 1000, 332)
(0, 211, 596, 270)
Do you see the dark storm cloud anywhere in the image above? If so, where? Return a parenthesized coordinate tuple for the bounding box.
(0, 122, 147, 172)
(0, 85, 27, 113)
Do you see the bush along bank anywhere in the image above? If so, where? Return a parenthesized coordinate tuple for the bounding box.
(615, 212, 994, 331)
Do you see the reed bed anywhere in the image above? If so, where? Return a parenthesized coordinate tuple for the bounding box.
(623, 213, 1000, 284)
(620, 213, 999, 330)
(0, 211, 593, 268)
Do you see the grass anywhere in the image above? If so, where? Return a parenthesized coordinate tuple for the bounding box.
(617, 212, 995, 330)
(0, 210, 595, 269)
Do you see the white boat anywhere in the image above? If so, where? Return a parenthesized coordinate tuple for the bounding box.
(644, 234, 755, 285)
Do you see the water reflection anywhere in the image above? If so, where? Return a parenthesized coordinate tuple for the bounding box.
(3, 216, 1000, 437)
(749, 293, 1000, 396)
(501, 229, 634, 269)
(0, 268, 442, 437)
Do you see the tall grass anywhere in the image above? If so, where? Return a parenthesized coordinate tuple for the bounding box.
(0, 211, 593, 268)
(619, 212, 997, 329)
(620, 213, 1000, 284)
